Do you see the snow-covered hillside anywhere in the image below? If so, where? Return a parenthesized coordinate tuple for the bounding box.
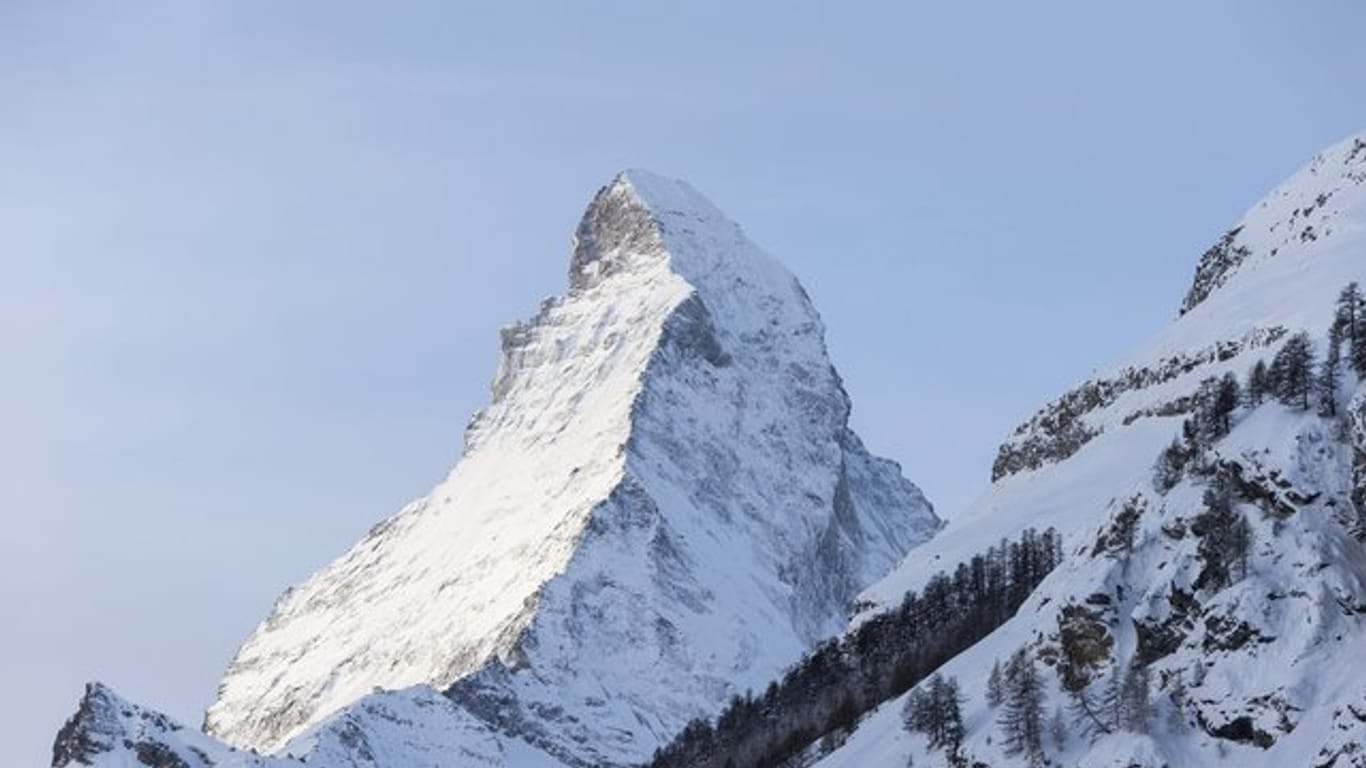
(807, 132, 1366, 767)
(51, 170, 938, 768)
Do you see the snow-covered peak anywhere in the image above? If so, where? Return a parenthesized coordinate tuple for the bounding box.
(1151, 130, 1366, 364)
(53, 683, 285, 768)
(1179, 131, 1366, 318)
(199, 170, 937, 764)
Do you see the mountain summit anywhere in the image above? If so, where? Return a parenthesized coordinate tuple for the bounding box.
(51, 170, 938, 768)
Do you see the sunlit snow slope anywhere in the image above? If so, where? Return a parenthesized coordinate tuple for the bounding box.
(178, 170, 937, 766)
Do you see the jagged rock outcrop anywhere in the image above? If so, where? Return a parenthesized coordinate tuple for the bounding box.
(53, 683, 276, 768)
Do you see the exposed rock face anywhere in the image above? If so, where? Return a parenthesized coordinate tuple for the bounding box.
(51, 685, 120, 768)
(183, 170, 937, 765)
(991, 327, 1289, 481)
(53, 684, 277, 768)
(1181, 226, 1252, 316)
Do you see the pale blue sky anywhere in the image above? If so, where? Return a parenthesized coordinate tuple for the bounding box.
(5, 3, 1366, 765)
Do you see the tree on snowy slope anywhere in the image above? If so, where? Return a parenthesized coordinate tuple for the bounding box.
(650, 529, 1062, 768)
(1246, 358, 1270, 407)
(1269, 331, 1315, 409)
(903, 674, 966, 760)
(1335, 281, 1366, 376)
(1191, 483, 1254, 591)
(1192, 373, 1241, 441)
(1320, 318, 1344, 418)
(986, 660, 1004, 708)
(1214, 372, 1240, 434)
(1096, 666, 1123, 735)
(1153, 437, 1191, 493)
(998, 648, 1047, 766)
(1337, 282, 1362, 339)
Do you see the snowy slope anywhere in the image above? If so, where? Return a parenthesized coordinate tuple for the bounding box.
(53, 170, 937, 768)
(811, 132, 1366, 767)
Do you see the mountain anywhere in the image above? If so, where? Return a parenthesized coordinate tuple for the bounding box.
(50, 170, 939, 767)
(770, 133, 1366, 766)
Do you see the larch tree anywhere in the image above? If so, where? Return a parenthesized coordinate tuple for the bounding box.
(998, 648, 1047, 766)
(1270, 332, 1315, 410)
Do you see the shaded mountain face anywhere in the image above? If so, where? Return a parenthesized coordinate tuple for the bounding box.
(52, 170, 938, 767)
(804, 133, 1366, 767)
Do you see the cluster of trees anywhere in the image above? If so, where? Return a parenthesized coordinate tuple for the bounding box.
(902, 674, 965, 761)
(1054, 604, 1163, 744)
(1157, 461, 1255, 594)
(1056, 652, 1194, 751)
(1155, 282, 1366, 491)
(968, 647, 1069, 766)
(1256, 281, 1366, 414)
(1065, 660, 1152, 740)
(648, 529, 1063, 768)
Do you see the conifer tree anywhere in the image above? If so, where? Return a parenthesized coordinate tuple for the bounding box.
(903, 675, 965, 759)
(1336, 282, 1366, 376)
(1338, 282, 1362, 340)
(1321, 321, 1344, 417)
(1246, 359, 1270, 407)
(1098, 666, 1124, 733)
(933, 675, 966, 759)
(1153, 437, 1188, 493)
(998, 649, 1047, 766)
(1066, 684, 1111, 740)
(986, 660, 1004, 707)
(1269, 332, 1315, 409)
(1192, 484, 1254, 591)
(1230, 512, 1253, 582)
(1215, 372, 1240, 434)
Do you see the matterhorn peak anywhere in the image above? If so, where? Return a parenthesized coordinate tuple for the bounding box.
(180, 171, 939, 766)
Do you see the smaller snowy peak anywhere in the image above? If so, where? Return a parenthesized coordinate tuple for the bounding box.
(52, 682, 284, 768)
(1180, 130, 1366, 316)
(52, 683, 149, 768)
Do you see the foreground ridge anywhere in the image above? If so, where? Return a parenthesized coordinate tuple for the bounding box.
(802, 132, 1366, 767)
